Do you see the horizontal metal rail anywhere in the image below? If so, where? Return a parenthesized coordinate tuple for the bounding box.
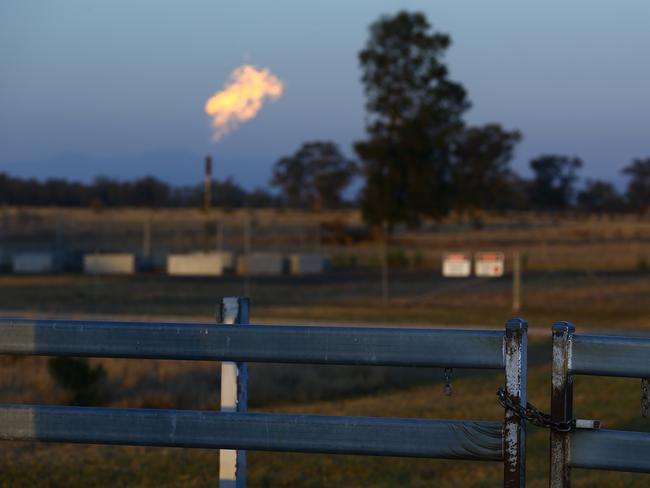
(570, 428, 650, 473)
(0, 318, 505, 369)
(571, 334, 650, 378)
(0, 405, 503, 461)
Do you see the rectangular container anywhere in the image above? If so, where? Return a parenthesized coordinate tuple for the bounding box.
(12, 252, 57, 274)
(167, 252, 225, 276)
(83, 254, 135, 275)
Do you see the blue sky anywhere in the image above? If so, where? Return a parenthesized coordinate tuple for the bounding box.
(1, 1, 649, 188)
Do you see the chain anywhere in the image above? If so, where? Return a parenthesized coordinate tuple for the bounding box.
(497, 387, 575, 432)
(443, 368, 453, 396)
(642, 377, 649, 419)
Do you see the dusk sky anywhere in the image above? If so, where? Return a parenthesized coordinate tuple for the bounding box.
(1, 1, 649, 189)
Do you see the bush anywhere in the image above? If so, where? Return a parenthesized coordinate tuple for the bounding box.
(410, 251, 426, 268)
(387, 249, 409, 267)
(47, 357, 110, 406)
(330, 253, 358, 268)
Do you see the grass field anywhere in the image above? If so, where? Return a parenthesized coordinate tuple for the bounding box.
(2, 268, 650, 329)
(2, 210, 650, 486)
(4, 207, 650, 272)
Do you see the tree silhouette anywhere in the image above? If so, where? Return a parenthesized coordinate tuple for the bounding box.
(355, 11, 470, 226)
(577, 180, 624, 213)
(529, 155, 582, 211)
(271, 141, 357, 209)
(131, 176, 171, 207)
(451, 124, 522, 225)
(0, 172, 276, 208)
(622, 158, 650, 213)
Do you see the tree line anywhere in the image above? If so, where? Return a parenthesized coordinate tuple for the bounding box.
(2, 11, 650, 221)
(2, 151, 649, 217)
(0, 173, 279, 209)
(269, 141, 650, 218)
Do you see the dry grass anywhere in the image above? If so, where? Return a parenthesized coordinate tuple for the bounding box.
(2, 269, 650, 330)
(4, 206, 650, 271)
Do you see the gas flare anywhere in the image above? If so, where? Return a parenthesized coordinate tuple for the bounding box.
(204, 64, 284, 142)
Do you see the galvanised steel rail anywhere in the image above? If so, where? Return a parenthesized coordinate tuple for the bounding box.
(571, 429, 650, 473)
(0, 405, 503, 460)
(0, 319, 505, 369)
(0, 298, 529, 488)
(571, 334, 650, 378)
(550, 323, 650, 487)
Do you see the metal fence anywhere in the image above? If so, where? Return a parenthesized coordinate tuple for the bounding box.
(2, 308, 650, 486)
(550, 322, 650, 487)
(0, 298, 528, 487)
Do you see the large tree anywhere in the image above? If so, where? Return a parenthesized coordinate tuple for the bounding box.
(622, 157, 650, 213)
(529, 154, 583, 211)
(271, 141, 357, 209)
(355, 11, 470, 226)
(451, 124, 522, 224)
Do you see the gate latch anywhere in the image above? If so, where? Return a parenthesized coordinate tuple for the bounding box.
(575, 419, 601, 430)
(497, 387, 600, 431)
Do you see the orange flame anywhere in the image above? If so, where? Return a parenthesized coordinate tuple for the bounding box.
(204, 64, 284, 142)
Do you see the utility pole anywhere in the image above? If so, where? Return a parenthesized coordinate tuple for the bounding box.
(512, 251, 522, 312)
(56, 214, 64, 255)
(243, 213, 252, 298)
(203, 156, 213, 252)
(315, 221, 321, 254)
(203, 156, 213, 212)
(142, 216, 151, 261)
(216, 218, 224, 253)
(380, 221, 389, 305)
(0, 206, 5, 270)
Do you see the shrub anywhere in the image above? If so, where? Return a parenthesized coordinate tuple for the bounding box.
(47, 357, 110, 406)
(387, 249, 409, 268)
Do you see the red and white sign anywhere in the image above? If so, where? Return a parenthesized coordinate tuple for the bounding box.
(475, 252, 505, 277)
(442, 252, 471, 277)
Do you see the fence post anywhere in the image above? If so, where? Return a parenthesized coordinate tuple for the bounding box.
(217, 297, 249, 488)
(142, 216, 151, 261)
(504, 318, 528, 488)
(0, 206, 5, 269)
(217, 218, 224, 253)
(549, 321, 575, 488)
(380, 221, 388, 305)
(512, 251, 521, 312)
(243, 215, 251, 298)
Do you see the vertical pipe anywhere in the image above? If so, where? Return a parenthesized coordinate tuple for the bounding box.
(204, 156, 213, 212)
(218, 297, 249, 488)
(56, 215, 64, 253)
(55, 215, 65, 271)
(549, 322, 575, 488)
(504, 318, 528, 488)
(243, 215, 251, 298)
(203, 216, 211, 253)
(0, 206, 6, 270)
(299, 224, 305, 253)
(512, 251, 521, 312)
(380, 221, 388, 305)
(217, 218, 224, 253)
(315, 222, 321, 254)
(142, 216, 151, 261)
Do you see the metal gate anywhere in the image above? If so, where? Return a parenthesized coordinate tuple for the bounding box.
(549, 322, 650, 487)
(0, 297, 527, 487)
